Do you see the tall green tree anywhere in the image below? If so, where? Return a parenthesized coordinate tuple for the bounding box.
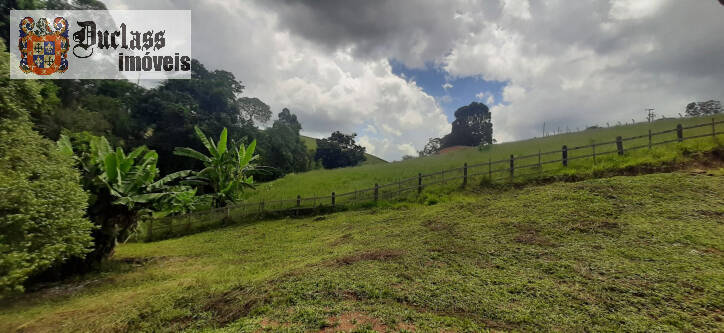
(258, 108, 309, 179)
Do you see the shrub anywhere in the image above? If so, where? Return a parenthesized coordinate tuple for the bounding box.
(0, 39, 94, 293)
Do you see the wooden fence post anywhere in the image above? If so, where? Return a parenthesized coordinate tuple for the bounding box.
(648, 129, 652, 149)
(676, 124, 683, 142)
(331, 192, 335, 208)
(592, 142, 596, 166)
(538, 149, 542, 171)
(713, 118, 716, 137)
(463, 162, 468, 186)
(509, 154, 515, 178)
(418, 173, 422, 195)
(488, 156, 492, 180)
(616, 136, 624, 155)
(442, 169, 445, 184)
(562, 145, 568, 166)
(374, 183, 379, 202)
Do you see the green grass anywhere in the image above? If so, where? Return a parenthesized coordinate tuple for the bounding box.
(250, 116, 724, 202)
(300, 135, 388, 166)
(2, 170, 723, 332)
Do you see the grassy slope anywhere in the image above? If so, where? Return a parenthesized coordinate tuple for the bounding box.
(249, 116, 724, 201)
(2, 170, 723, 332)
(300, 135, 388, 166)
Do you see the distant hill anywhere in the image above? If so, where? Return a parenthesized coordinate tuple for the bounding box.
(300, 135, 388, 166)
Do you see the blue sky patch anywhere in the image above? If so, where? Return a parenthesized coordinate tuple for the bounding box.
(390, 59, 507, 122)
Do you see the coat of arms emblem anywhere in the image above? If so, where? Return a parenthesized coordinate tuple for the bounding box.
(18, 17, 69, 75)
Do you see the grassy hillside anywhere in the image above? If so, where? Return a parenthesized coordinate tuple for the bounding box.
(2, 170, 722, 331)
(246, 116, 723, 201)
(300, 135, 388, 166)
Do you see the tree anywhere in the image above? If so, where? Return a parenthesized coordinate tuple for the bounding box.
(420, 137, 442, 156)
(133, 60, 262, 175)
(685, 100, 722, 117)
(174, 127, 258, 207)
(440, 102, 493, 148)
(237, 97, 272, 125)
(257, 108, 309, 179)
(0, 39, 93, 293)
(315, 131, 366, 169)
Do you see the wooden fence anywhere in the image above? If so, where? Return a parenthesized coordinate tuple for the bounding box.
(138, 118, 723, 242)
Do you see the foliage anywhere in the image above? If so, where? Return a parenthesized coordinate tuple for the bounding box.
(420, 137, 442, 156)
(57, 133, 190, 268)
(441, 102, 493, 148)
(314, 131, 366, 169)
(0, 39, 93, 294)
(174, 126, 258, 207)
(686, 100, 722, 117)
(257, 108, 309, 179)
(237, 97, 272, 124)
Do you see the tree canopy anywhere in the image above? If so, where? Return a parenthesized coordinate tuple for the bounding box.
(315, 131, 366, 169)
(441, 102, 493, 148)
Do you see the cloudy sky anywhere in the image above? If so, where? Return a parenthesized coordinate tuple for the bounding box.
(103, 0, 724, 161)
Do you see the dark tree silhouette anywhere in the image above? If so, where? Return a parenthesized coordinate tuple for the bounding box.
(315, 131, 366, 169)
(441, 102, 493, 148)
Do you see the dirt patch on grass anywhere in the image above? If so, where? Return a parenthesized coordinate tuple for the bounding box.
(571, 220, 621, 234)
(514, 224, 555, 246)
(321, 312, 390, 332)
(333, 249, 404, 266)
(422, 219, 458, 232)
(202, 286, 267, 326)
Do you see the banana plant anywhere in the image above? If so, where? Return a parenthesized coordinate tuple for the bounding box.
(59, 133, 195, 248)
(174, 126, 258, 207)
(60, 134, 191, 209)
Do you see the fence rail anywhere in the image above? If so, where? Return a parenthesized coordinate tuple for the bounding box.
(138, 118, 724, 241)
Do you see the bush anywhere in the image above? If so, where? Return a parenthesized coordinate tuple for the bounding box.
(0, 39, 94, 293)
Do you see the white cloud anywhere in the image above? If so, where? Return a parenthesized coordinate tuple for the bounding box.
(443, 0, 724, 142)
(475, 91, 495, 105)
(502, 0, 531, 20)
(442, 82, 453, 90)
(609, 0, 668, 20)
(397, 143, 418, 157)
(103, 0, 724, 157)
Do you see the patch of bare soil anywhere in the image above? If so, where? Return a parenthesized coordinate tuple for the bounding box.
(333, 249, 404, 266)
(514, 224, 555, 247)
(202, 286, 266, 326)
(320, 312, 390, 332)
(436, 145, 474, 155)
